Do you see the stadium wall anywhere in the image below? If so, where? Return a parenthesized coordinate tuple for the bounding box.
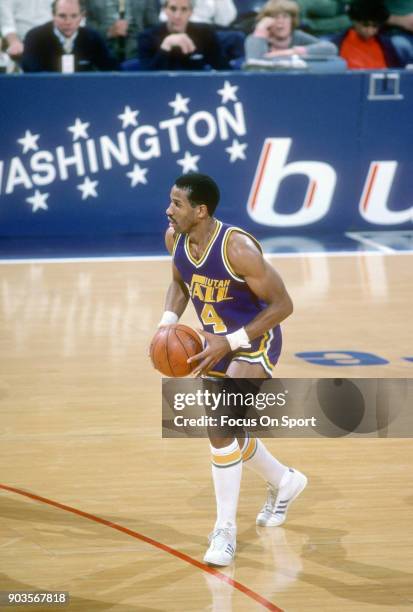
(0, 71, 412, 244)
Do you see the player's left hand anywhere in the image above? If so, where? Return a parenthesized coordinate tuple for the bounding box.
(187, 329, 230, 376)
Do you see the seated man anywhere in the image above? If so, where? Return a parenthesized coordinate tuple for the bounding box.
(85, 0, 159, 62)
(296, 0, 351, 37)
(159, 0, 238, 27)
(384, 0, 413, 66)
(159, 0, 243, 63)
(137, 0, 229, 70)
(22, 0, 118, 72)
(333, 1, 402, 69)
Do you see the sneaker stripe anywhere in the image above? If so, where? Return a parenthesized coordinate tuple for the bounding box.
(256, 470, 307, 528)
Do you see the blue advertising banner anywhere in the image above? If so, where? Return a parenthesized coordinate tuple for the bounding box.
(0, 72, 412, 245)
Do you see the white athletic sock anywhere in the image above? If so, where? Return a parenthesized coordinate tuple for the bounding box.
(241, 434, 288, 487)
(210, 439, 242, 530)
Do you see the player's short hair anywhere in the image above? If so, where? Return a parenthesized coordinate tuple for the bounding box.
(258, 0, 300, 29)
(174, 173, 220, 216)
(52, 0, 85, 15)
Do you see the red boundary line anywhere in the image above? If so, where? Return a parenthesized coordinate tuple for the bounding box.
(305, 180, 316, 209)
(250, 140, 272, 211)
(362, 163, 378, 211)
(0, 484, 283, 612)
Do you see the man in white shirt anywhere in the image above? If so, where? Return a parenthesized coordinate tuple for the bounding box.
(0, 0, 52, 59)
(189, 0, 237, 26)
(160, 0, 237, 27)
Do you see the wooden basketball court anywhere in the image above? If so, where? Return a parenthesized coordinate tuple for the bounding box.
(1, 251, 412, 611)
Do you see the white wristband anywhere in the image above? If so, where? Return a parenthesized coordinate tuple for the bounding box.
(158, 310, 179, 327)
(226, 327, 251, 351)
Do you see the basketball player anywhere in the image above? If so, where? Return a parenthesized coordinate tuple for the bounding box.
(158, 173, 307, 566)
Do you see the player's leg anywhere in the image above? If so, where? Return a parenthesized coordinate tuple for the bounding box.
(203, 378, 241, 566)
(228, 360, 308, 527)
(203, 437, 240, 566)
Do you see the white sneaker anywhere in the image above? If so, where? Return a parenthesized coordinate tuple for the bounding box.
(203, 527, 236, 566)
(256, 468, 308, 527)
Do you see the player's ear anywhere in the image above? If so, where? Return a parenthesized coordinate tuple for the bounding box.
(197, 204, 209, 219)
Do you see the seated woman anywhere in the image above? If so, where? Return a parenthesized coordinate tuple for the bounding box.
(244, 0, 338, 65)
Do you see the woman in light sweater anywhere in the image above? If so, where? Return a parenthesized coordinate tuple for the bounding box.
(245, 0, 337, 62)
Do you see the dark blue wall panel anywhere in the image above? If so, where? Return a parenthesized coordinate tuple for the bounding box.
(0, 72, 411, 244)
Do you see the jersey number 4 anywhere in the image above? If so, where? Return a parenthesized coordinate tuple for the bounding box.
(200, 304, 227, 333)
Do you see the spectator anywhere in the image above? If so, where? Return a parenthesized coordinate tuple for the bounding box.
(137, 0, 229, 70)
(85, 0, 159, 62)
(22, 0, 118, 72)
(160, 0, 238, 27)
(333, 1, 402, 69)
(384, 0, 413, 66)
(244, 0, 338, 64)
(231, 1, 267, 35)
(188, 1, 244, 65)
(0, 0, 52, 61)
(159, 0, 244, 64)
(182, 0, 244, 64)
(296, 0, 351, 37)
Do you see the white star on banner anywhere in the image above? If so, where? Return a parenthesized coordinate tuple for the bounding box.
(26, 190, 49, 212)
(118, 105, 139, 128)
(168, 93, 190, 116)
(77, 176, 98, 200)
(225, 139, 247, 163)
(68, 118, 90, 141)
(17, 130, 40, 154)
(217, 81, 239, 104)
(177, 151, 200, 173)
(127, 163, 148, 187)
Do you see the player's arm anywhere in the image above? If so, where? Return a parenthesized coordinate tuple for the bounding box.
(188, 232, 292, 374)
(159, 228, 189, 326)
(229, 232, 293, 340)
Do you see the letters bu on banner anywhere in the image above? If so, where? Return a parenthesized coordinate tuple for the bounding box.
(247, 138, 413, 227)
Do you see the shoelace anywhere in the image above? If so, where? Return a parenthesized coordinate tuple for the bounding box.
(263, 485, 277, 512)
(208, 527, 234, 544)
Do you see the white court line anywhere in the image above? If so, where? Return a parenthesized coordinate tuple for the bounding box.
(0, 255, 170, 265)
(346, 232, 396, 253)
(1, 250, 413, 265)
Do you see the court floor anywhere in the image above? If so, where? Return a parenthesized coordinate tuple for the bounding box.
(0, 241, 412, 611)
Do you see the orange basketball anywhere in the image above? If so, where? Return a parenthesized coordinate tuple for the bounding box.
(149, 324, 203, 377)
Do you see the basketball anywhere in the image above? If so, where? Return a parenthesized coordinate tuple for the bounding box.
(149, 324, 203, 377)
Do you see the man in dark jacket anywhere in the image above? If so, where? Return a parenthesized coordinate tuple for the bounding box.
(332, 0, 401, 69)
(137, 0, 228, 70)
(22, 0, 118, 72)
